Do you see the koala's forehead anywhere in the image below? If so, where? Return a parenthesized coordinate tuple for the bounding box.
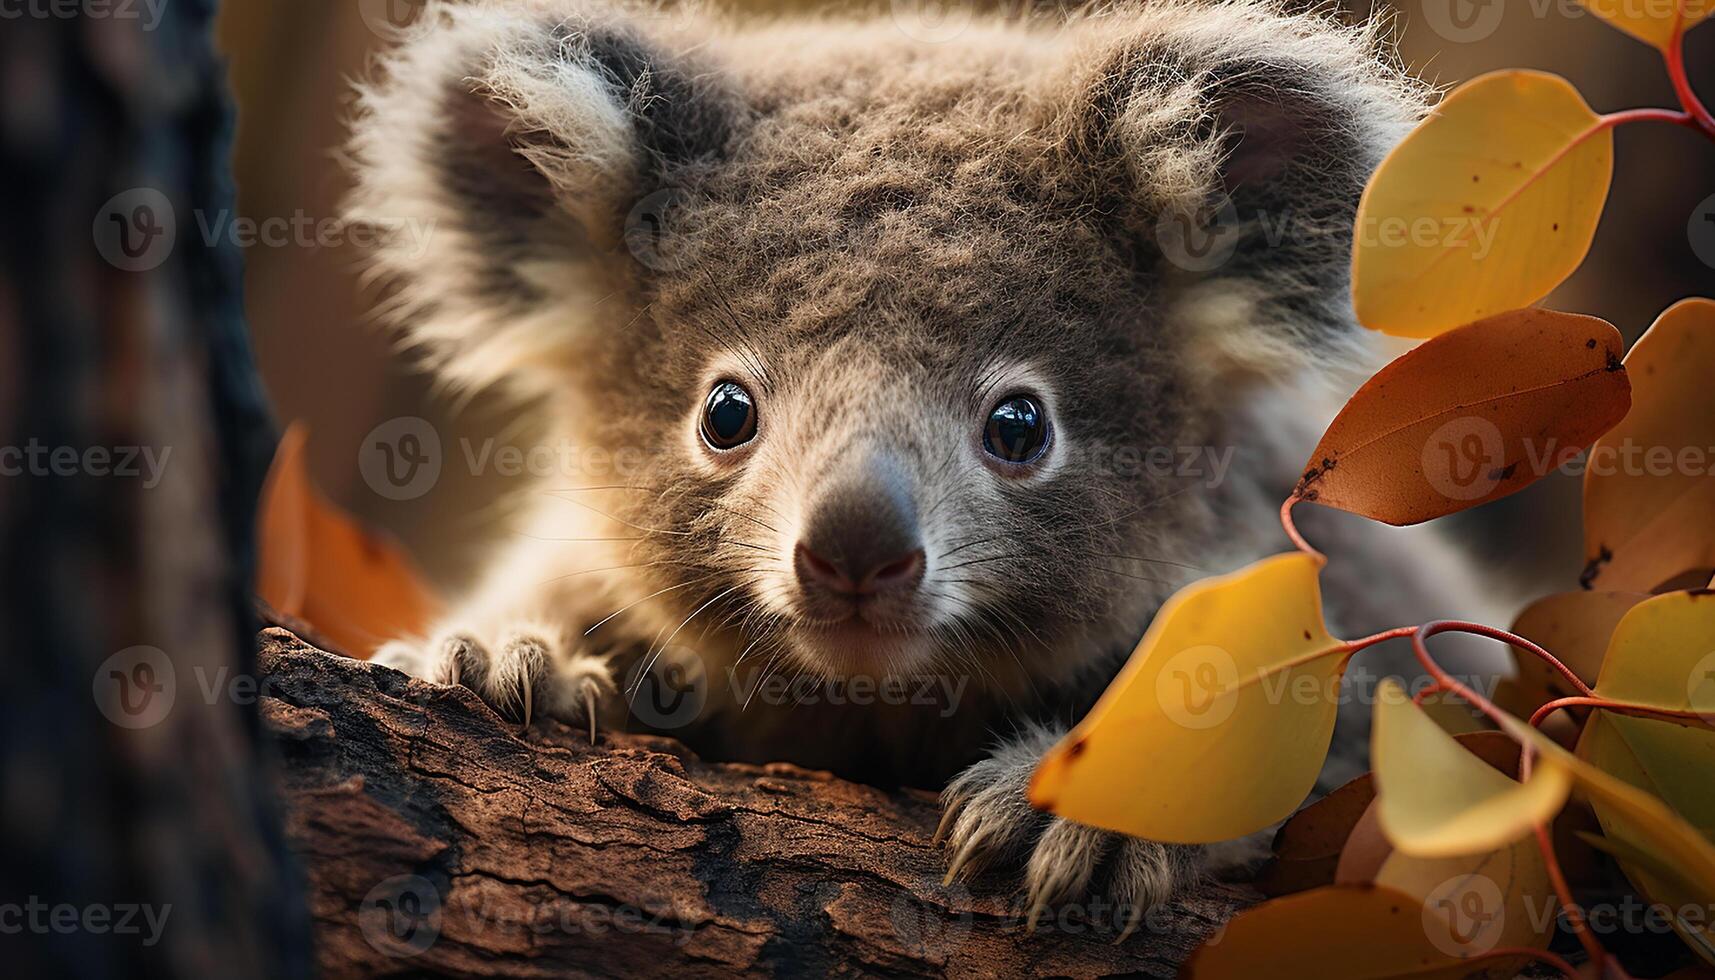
(651, 153, 1134, 372)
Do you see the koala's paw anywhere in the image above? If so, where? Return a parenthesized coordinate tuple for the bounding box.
(373, 626, 616, 740)
(937, 741, 1203, 941)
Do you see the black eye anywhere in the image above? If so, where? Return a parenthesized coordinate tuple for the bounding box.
(982, 394, 1050, 465)
(701, 381, 758, 450)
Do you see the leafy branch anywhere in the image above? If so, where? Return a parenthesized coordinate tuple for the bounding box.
(1030, 3, 1715, 976)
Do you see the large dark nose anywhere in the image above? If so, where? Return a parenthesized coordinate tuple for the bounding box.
(794, 455, 925, 599)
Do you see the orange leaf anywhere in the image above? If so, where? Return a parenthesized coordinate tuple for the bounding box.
(257, 423, 442, 656)
(1583, 298, 1715, 591)
(1257, 770, 1379, 897)
(1296, 308, 1630, 525)
(1182, 884, 1489, 979)
(1496, 590, 1647, 732)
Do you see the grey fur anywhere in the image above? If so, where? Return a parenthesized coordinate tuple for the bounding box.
(352, 0, 1512, 919)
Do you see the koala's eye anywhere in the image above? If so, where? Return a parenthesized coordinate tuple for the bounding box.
(982, 394, 1050, 465)
(701, 381, 758, 450)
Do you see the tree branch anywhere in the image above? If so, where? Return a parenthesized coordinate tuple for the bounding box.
(259, 629, 1256, 977)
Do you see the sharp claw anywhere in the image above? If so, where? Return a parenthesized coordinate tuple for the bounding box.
(1115, 902, 1146, 944)
(585, 687, 597, 745)
(931, 794, 966, 846)
(448, 655, 461, 688)
(1026, 899, 1048, 933)
(520, 680, 533, 733)
(942, 832, 986, 886)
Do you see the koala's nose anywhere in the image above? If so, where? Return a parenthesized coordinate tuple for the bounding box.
(794, 456, 925, 598)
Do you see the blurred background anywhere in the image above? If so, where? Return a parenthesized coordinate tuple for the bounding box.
(214, 0, 1715, 597)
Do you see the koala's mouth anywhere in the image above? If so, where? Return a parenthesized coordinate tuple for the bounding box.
(786, 616, 935, 674)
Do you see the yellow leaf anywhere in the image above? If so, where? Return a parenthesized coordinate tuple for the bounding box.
(1584, 299, 1715, 591)
(1576, 590, 1715, 962)
(1182, 884, 1487, 980)
(1296, 308, 1630, 525)
(1589, 588, 1715, 715)
(1372, 680, 1572, 857)
(257, 423, 443, 656)
(1578, 0, 1714, 49)
(1352, 71, 1613, 338)
(1501, 714, 1715, 896)
(1028, 553, 1345, 843)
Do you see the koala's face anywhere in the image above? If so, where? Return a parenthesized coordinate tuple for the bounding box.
(349, 3, 1417, 684)
(621, 178, 1194, 678)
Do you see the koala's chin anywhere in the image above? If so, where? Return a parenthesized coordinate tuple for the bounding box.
(785, 620, 939, 678)
(347, 0, 1513, 928)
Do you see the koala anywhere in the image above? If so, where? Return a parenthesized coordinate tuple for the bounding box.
(348, 0, 1517, 932)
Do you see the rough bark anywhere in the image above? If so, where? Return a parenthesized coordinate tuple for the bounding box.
(259, 629, 1258, 978)
(0, 2, 307, 977)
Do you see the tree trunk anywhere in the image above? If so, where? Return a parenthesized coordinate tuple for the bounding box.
(259, 629, 1256, 978)
(0, 2, 308, 976)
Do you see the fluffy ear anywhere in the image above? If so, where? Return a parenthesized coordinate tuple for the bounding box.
(345, 1, 736, 393)
(1058, 2, 1426, 376)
